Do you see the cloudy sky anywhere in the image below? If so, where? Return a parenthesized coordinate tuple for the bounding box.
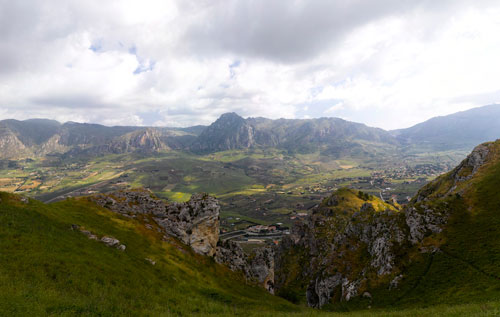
(1, 0, 499, 129)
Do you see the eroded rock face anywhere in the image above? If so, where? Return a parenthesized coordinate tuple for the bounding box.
(156, 194, 220, 256)
(91, 189, 220, 256)
(452, 143, 490, 182)
(405, 205, 448, 244)
(215, 240, 275, 293)
(275, 189, 452, 308)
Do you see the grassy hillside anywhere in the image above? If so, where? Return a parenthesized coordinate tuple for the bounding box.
(0, 192, 304, 316)
(2, 192, 500, 316)
(338, 141, 500, 310)
(275, 141, 500, 313)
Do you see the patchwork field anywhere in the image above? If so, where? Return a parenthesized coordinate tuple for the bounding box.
(0, 148, 468, 232)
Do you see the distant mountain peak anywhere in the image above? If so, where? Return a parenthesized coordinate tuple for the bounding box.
(218, 112, 244, 120)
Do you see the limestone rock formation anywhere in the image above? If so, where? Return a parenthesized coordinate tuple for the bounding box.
(215, 240, 275, 293)
(274, 188, 452, 308)
(90, 189, 220, 256)
(275, 142, 499, 308)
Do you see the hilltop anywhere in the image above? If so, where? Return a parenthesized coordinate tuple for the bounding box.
(275, 140, 500, 310)
(0, 190, 304, 316)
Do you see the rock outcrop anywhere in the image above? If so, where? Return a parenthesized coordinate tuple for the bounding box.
(274, 188, 452, 308)
(275, 142, 499, 308)
(90, 189, 220, 256)
(415, 142, 492, 202)
(71, 224, 126, 250)
(215, 240, 275, 293)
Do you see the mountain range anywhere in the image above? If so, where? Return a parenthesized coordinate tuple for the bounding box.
(1, 104, 499, 159)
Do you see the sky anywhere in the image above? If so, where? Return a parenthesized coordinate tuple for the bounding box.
(0, 0, 499, 130)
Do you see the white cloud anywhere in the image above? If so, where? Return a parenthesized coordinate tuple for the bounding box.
(0, 0, 499, 129)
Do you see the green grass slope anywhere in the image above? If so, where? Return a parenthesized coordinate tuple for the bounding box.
(0, 193, 304, 316)
(275, 141, 500, 314)
(353, 141, 500, 309)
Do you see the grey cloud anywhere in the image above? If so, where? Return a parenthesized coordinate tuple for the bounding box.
(183, 0, 462, 63)
(30, 94, 114, 110)
(1, 0, 500, 128)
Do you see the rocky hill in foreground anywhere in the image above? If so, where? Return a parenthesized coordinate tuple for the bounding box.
(0, 189, 302, 316)
(274, 140, 500, 309)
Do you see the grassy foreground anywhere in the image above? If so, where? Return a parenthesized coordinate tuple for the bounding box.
(1, 191, 499, 316)
(0, 192, 304, 316)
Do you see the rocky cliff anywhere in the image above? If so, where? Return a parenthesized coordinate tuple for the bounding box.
(189, 112, 256, 153)
(90, 188, 275, 288)
(274, 141, 500, 308)
(90, 189, 220, 256)
(215, 240, 275, 293)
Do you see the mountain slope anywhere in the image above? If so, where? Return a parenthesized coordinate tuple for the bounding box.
(190, 113, 399, 155)
(0, 120, 201, 158)
(0, 119, 61, 146)
(0, 124, 31, 159)
(0, 192, 303, 316)
(190, 113, 256, 152)
(392, 104, 500, 151)
(275, 140, 500, 310)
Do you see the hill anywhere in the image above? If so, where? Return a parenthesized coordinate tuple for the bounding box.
(392, 104, 500, 151)
(0, 191, 303, 316)
(275, 140, 500, 310)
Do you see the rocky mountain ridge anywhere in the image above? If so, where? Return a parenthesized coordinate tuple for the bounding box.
(190, 112, 398, 154)
(273, 140, 500, 308)
(2, 104, 499, 159)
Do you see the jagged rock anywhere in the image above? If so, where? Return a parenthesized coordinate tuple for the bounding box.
(74, 226, 124, 250)
(101, 236, 121, 247)
(81, 230, 98, 240)
(215, 240, 275, 293)
(90, 189, 166, 216)
(91, 189, 220, 256)
(117, 244, 126, 251)
(405, 206, 447, 245)
(342, 279, 361, 301)
(145, 258, 156, 265)
(389, 274, 403, 290)
(248, 247, 275, 293)
(452, 143, 490, 182)
(215, 240, 248, 272)
(155, 193, 220, 256)
(307, 274, 343, 308)
(275, 188, 450, 308)
(362, 292, 372, 299)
